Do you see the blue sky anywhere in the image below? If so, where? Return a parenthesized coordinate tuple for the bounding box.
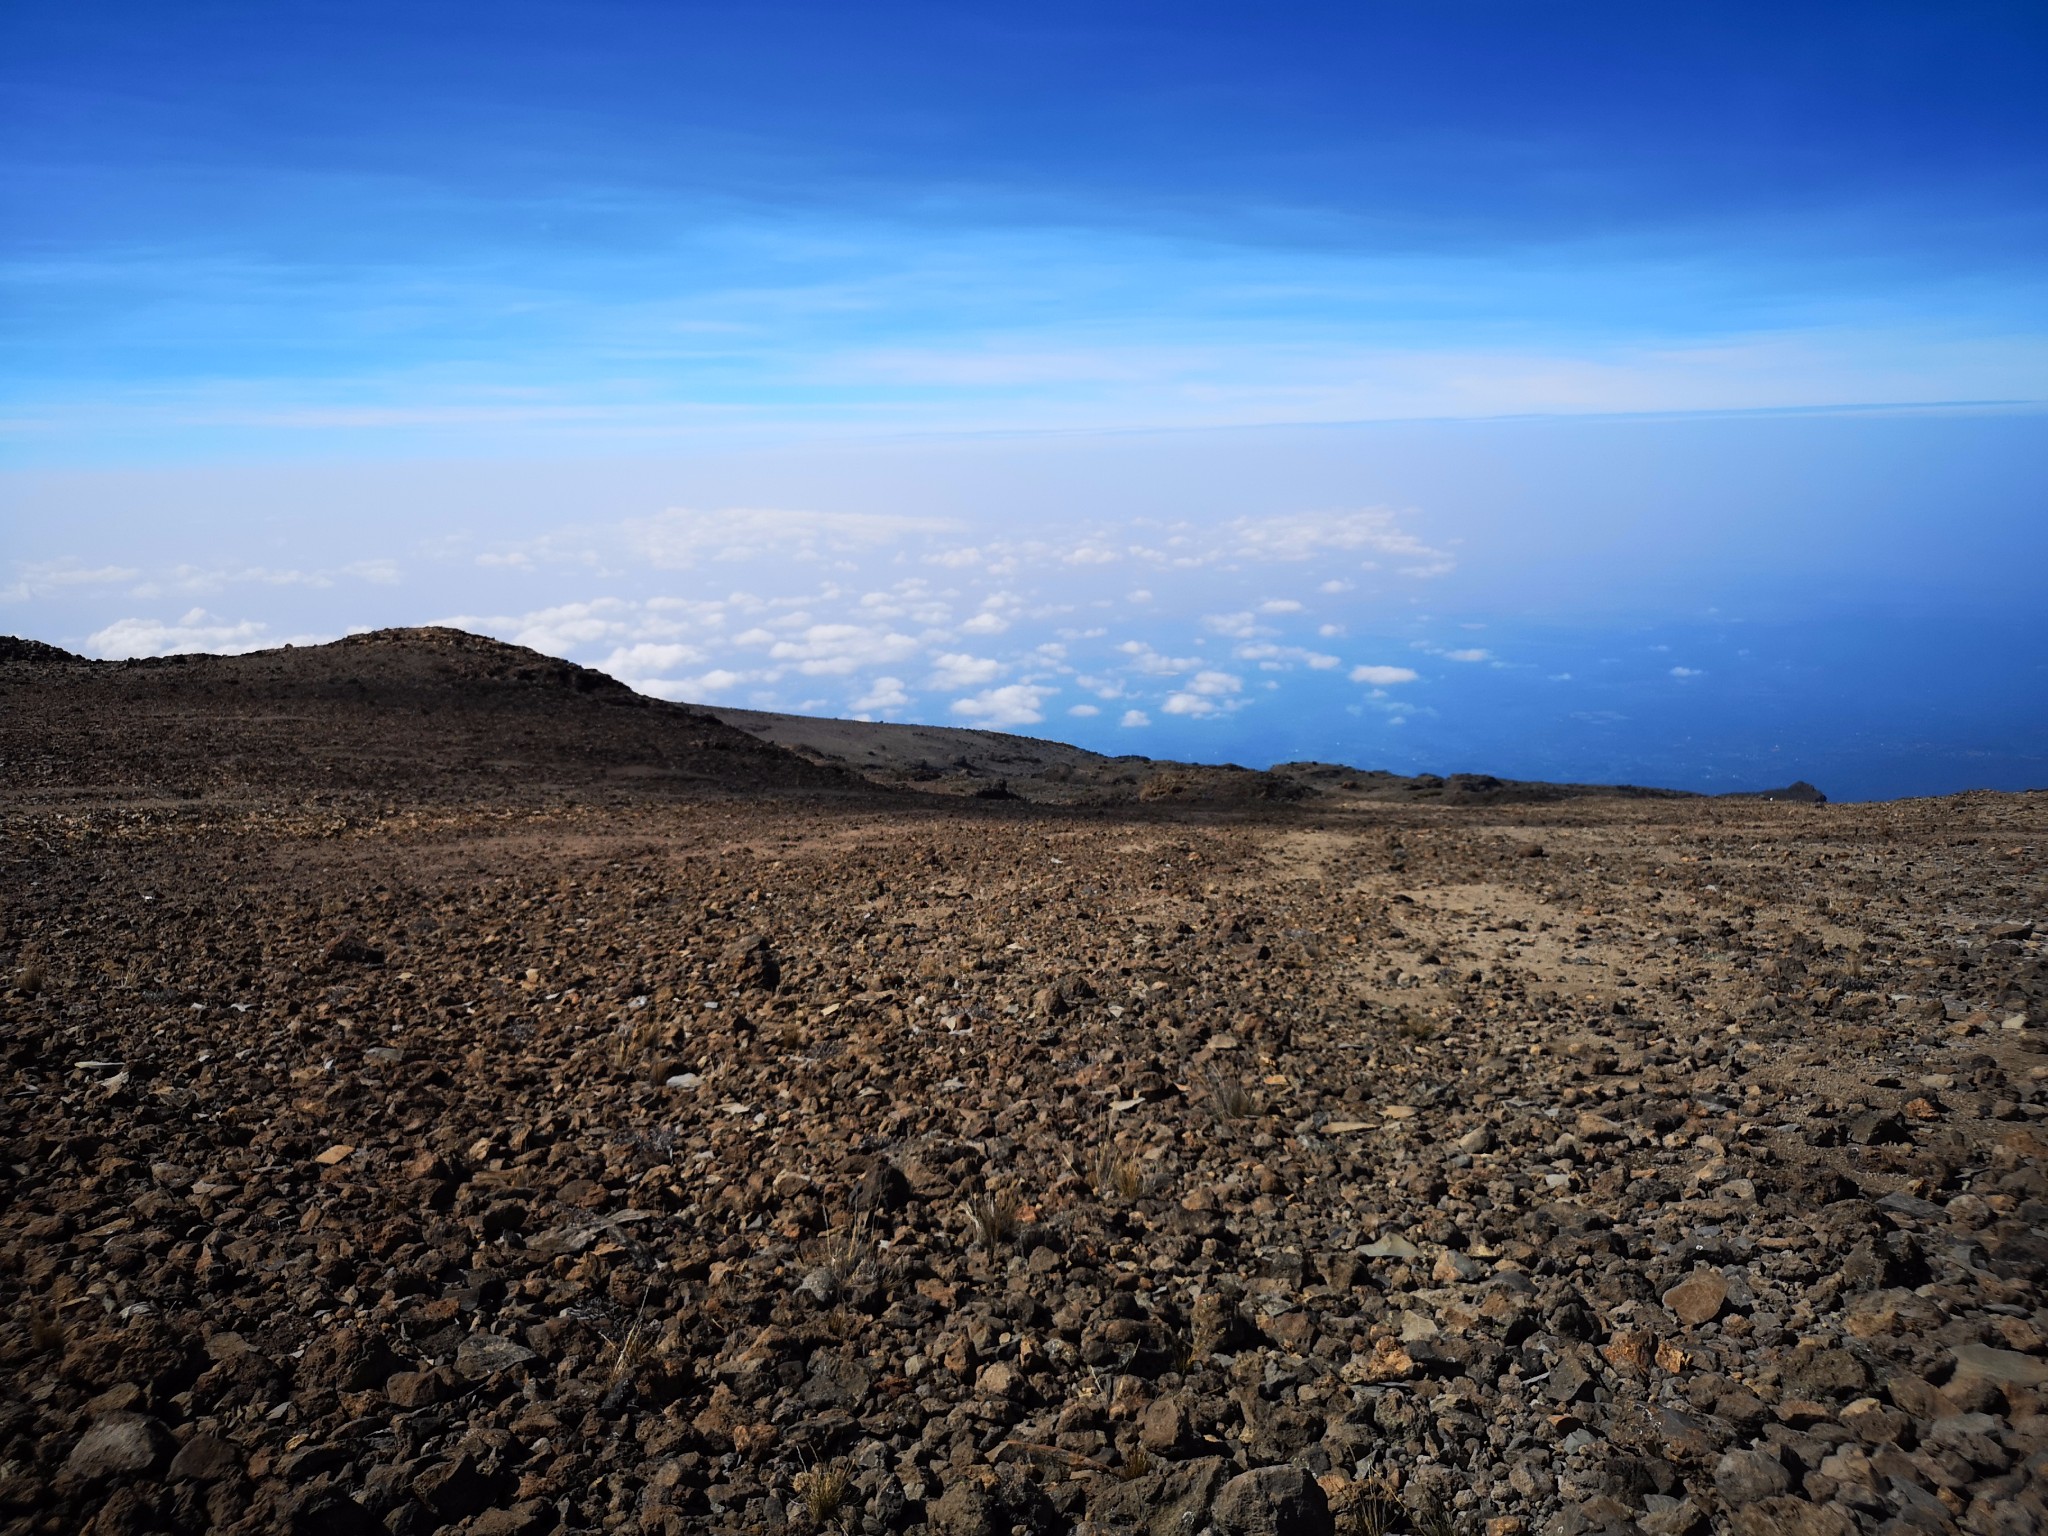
(3, 1, 2045, 798)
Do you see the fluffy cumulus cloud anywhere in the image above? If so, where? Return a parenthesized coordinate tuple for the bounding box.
(926, 652, 1002, 690)
(428, 598, 639, 656)
(85, 609, 330, 658)
(1351, 664, 1420, 685)
(852, 675, 910, 712)
(1120, 708, 1151, 728)
(1161, 670, 1243, 717)
(950, 684, 1055, 727)
(597, 641, 708, 682)
(766, 623, 920, 675)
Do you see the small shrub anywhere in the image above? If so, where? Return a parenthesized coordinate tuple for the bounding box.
(1396, 1013, 1437, 1041)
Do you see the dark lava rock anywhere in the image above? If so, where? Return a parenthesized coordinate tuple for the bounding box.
(1212, 1464, 1333, 1536)
(1088, 1456, 1230, 1536)
(168, 1433, 241, 1482)
(61, 1414, 174, 1482)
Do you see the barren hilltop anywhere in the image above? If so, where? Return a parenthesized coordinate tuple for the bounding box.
(1, 628, 2042, 1536)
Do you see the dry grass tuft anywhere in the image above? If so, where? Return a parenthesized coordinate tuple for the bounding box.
(1091, 1146, 1147, 1203)
(793, 1460, 854, 1527)
(605, 1321, 650, 1386)
(1204, 1070, 1255, 1121)
(1337, 1480, 1462, 1536)
(822, 1207, 874, 1280)
(611, 1011, 665, 1073)
(14, 959, 47, 997)
(1118, 1447, 1154, 1482)
(1343, 1498, 1404, 1536)
(963, 1186, 1021, 1249)
(28, 1305, 65, 1354)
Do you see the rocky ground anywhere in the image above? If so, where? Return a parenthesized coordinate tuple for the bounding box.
(2, 633, 2045, 1536)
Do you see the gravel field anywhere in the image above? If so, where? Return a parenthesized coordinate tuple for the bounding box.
(3, 631, 2043, 1536)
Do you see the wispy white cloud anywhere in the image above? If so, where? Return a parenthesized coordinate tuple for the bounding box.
(1118, 640, 1202, 675)
(1204, 611, 1266, 638)
(1351, 664, 1420, 685)
(8, 556, 397, 604)
(627, 507, 956, 568)
(1236, 642, 1341, 671)
(1226, 508, 1450, 575)
(1, 562, 142, 603)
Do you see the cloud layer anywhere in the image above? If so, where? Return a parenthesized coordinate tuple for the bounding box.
(380, 504, 1460, 730)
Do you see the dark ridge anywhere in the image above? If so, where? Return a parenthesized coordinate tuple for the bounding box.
(706, 704, 1826, 808)
(0, 636, 86, 666)
(1722, 780, 1828, 804)
(0, 627, 867, 803)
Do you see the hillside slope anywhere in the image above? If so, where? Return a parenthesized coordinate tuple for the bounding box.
(0, 628, 863, 803)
